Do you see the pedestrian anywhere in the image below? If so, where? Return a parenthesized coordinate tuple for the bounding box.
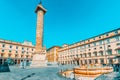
(20, 61, 23, 69)
(21, 61, 24, 69)
(24, 60, 26, 69)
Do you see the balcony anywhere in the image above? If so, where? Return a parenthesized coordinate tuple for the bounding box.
(93, 52, 97, 57)
(99, 51, 104, 56)
(87, 53, 91, 57)
(107, 49, 112, 55)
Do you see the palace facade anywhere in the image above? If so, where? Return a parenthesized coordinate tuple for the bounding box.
(0, 39, 35, 65)
(46, 46, 60, 63)
(58, 28, 120, 66)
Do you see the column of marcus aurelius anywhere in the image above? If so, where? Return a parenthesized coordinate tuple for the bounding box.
(31, 2, 47, 67)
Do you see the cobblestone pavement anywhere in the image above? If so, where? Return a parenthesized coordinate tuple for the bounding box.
(95, 72, 120, 80)
(0, 65, 73, 80)
(1, 65, 119, 80)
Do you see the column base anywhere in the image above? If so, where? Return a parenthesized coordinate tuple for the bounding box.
(30, 54, 47, 68)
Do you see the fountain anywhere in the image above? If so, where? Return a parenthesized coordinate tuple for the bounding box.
(60, 64, 113, 80)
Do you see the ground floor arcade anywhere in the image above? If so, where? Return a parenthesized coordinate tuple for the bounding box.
(0, 57, 32, 65)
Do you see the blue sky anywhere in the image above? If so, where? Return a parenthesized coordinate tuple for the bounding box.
(0, 0, 120, 48)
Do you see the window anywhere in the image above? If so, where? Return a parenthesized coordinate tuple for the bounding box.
(84, 45, 86, 48)
(10, 45, 12, 48)
(95, 59, 98, 64)
(94, 48, 96, 50)
(93, 38, 95, 40)
(2, 50, 4, 52)
(16, 51, 18, 53)
(107, 39, 110, 43)
(80, 54, 82, 58)
(21, 55, 23, 57)
(88, 53, 91, 57)
(32, 48, 34, 51)
(100, 59, 104, 64)
(8, 54, 11, 57)
(88, 44, 90, 48)
(99, 41, 103, 45)
(15, 54, 18, 57)
(94, 52, 97, 56)
(88, 40, 90, 42)
(99, 51, 103, 56)
(115, 36, 119, 41)
(89, 60, 92, 64)
(9, 50, 11, 53)
(107, 50, 112, 55)
(2, 44, 5, 48)
(109, 59, 113, 64)
(115, 31, 118, 34)
(89, 49, 91, 51)
(26, 56, 28, 58)
(93, 43, 96, 46)
(22, 51, 24, 54)
(106, 34, 109, 36)
(118, 49, 120, 54)
(16, 46, 18, 49)
(100, 47, 102, 49)
(1, 54, 3, 57)
(117, 43, 120, 46)
(108, 45, 111, 47)
(27, 48, 29, 50)
(85, 60, 87, 64)
(84, 53, 87, 57)
(99, 36, 101, 38)
(22, 47, 24, 50)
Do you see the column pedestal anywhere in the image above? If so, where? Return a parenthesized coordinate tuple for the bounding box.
(31, 51, 47, 67)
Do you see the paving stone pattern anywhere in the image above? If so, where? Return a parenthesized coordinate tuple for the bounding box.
(0, 66, 72, 80)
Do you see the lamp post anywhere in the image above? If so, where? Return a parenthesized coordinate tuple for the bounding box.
(76, 54, 78, 65)
(73, 68, 76, 80)
(73, 55, 75, 65)
(70, 55, 72, 65)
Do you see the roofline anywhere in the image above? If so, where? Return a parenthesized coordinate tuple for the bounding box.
(0, 38, 35, 47)
(47, 46, 61, 51)
(66, 27, 120, 46)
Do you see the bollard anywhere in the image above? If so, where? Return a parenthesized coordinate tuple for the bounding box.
(61, 69, 62, 73)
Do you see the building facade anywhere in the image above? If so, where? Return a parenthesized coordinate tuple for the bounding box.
(0, 39, 35, 65)
(46, 46, 60, 63)
(58, 28, 120, 66)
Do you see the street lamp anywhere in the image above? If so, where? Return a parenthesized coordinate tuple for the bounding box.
(73, 68, 76, 80)
(70, 55, 73, 66)
(76, 54, 78, 65)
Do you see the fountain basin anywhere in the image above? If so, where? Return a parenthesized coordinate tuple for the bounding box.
(74, 66, 113, 75)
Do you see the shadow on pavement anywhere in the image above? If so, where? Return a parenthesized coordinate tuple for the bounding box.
(21, 73, 35, 80)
